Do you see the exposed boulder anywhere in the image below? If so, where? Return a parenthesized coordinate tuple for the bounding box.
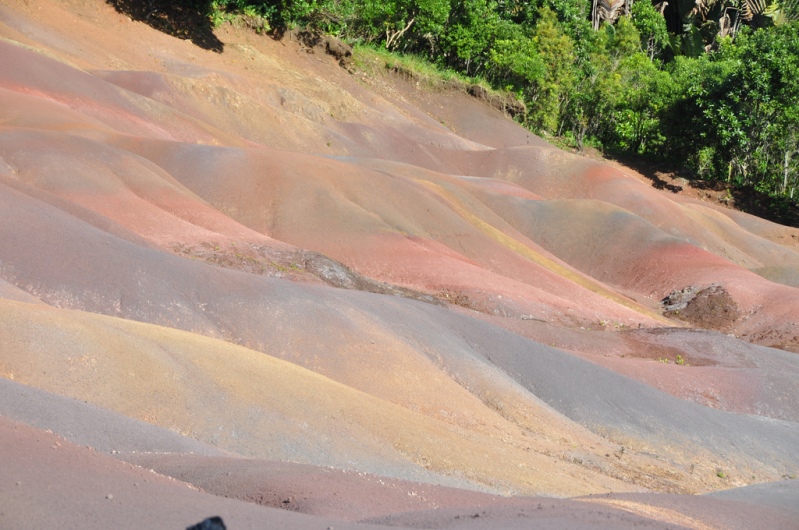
(662, 284, 741, 331)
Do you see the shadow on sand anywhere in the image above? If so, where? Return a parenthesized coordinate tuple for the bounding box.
(106, 0, 224, 53)
(610, 154, 799, 228)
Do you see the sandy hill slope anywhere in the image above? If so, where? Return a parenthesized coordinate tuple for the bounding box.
(1, 0, 798, 528)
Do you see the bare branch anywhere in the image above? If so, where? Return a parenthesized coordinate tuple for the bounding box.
(386, 17, 416, 50)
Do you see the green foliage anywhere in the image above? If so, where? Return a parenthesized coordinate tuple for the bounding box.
(765, 0, 799, 25)
(609, 17, 643, 60)
(632, 1, 670, 60)
(354, 0, 450, 51)
(613, 52, 675, 152)
(488, 32, 545, 97)
(668, 24, 799, 197)
(560, 29, 615, 148)
(528, 8, 576, 133)
(681, 25, 707, 57)
(440, 0, 501, 74)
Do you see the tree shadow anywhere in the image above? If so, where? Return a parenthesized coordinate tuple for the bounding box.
(607, 154, 686, 193)
(728, 186, 799, 228)
(106, 0, 224, 53)
(608, 155, 799, 228)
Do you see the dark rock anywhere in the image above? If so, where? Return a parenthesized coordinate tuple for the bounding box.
(301, 251, 441, 305)
(662, 284, 740, 331)
(661, 285, 698, 312)
(186, 516, 226, 530)
(323, 35, 352, 61)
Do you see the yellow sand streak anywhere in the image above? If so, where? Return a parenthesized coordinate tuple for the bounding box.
(577, 498, 718, 530)
(419, 180, 669, 322)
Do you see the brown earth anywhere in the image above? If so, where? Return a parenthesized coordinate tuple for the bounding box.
(0, 0, 798, 528)
(662, 284, 742, 332)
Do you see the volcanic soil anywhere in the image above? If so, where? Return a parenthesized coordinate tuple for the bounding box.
(1, 0, 798, 528)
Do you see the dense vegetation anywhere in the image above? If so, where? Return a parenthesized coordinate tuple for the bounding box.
(200, 0, 799, 205)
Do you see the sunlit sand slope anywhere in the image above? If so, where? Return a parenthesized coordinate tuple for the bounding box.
(1, 297, 649, 496)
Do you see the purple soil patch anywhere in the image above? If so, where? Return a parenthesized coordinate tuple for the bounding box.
(477, 317, 799, 422)
(361, 499, 688, 529)
(706, 480, 799, 517)
(0, 416, 392, 530)
(442, 314, 799, 476)
(119, 453, 515, 521)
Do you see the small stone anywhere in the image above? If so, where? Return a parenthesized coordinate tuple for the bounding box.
(186, 517, 226, 530)
(106, 494, 113, 500)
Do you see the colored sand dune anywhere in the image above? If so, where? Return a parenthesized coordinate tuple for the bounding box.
(1, 0, 798, 528)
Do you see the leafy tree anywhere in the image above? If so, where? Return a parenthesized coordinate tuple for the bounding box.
(561, 41, 620, 148)
(339, 0, 449, 50)
(613, 52, 675, 152)
(528, 7, 576, 133)
(441, 0, 501, 74)
(632, 0, 670, 60)
(662, 54, 728, 174)
(488, 30, 545, 95)
(607, 15, 642, 60)
(716, 24, 799, 191)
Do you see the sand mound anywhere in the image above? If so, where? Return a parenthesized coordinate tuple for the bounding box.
(0, 0, 798, 526)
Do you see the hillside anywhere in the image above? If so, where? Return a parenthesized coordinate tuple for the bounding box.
(1, 0, 798, 528)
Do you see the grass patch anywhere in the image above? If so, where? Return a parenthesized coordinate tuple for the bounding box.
(353, 45, 490, 93)
(352, 45, 525, 119)
(353, 45, 465, 87)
